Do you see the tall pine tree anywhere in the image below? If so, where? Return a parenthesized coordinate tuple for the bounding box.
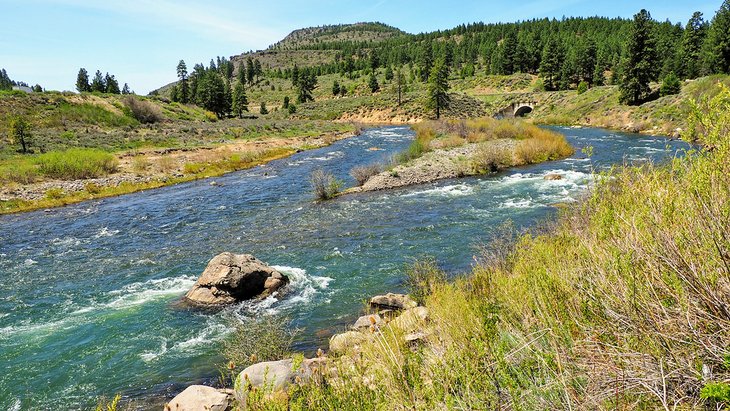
(426, 59, 450, 119)
(177, 60, 189, 103)
(620, 9, 658, 105)
(680, 12, 708, 78)
(705, 0, 730, 74)
(76, 68, 90, 92)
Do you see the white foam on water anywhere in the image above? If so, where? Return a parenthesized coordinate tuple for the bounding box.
(94, 227, 120, 238)
(171, 322, 229, 353)
(23, 259, 37, 266)
(270, 265, 334, 309)
(0, 318, 75, 340)
(500, 198, 536, 209)
(50, 236, 83, 247)
(140, 338, 168, 362)
(404, 184, 475, 198)
(104, 275, 197, 310)
(8, 398, 21, 411)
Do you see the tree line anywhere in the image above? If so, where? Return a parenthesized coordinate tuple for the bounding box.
(1, 68, 43, 92)
(76, 68, 131, 94)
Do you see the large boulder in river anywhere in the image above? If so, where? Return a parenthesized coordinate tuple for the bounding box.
(185, 253, 288, 305)
(166, 385, 231, 411)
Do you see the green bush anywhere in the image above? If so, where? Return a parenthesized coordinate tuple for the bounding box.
(310, 168, 342, 200)
(36, 148, 118, 179)
(577, 81, 588, 94)
(660, 72, 682, 96)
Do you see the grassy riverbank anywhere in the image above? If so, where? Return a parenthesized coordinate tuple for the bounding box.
(0, 92, 357, 214)
(239, 86, 730, 410)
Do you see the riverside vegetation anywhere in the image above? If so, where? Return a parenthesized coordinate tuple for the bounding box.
(223, 80, 730, 411)
(4, 2, 730, 212)
(345, 118, 574, 194)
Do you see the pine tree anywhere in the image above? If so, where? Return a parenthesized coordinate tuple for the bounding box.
(91, 70, 106, 93)
(237, 64, 246, 85)
(385, 66, 394, 81)
(105, 73, 120, 94)
(368, 73, 380, 93)
(32, 84, 43, 93)
(170, 84, 180, 102)
(254, 59, 262, 83)
(282, 96, 290, 109)
(76, 68, 90, 93)
(539, 38, 563, 91)
(620, 9, 658, 105)
(292, 64, 300, 86)
(332, 80, 340, 96)
(197, 71, 227, 118)
(246, 57, 255, 86)
(231, 81, 248, 118)
(177, 60, 189, 103)
(259, 101, 269, 115)
(705, 0, 730, 74)
(426, 58, 450, 119)
(296, 72, 316, 103)
(680, 12, 708, 79)
(396, 66, 405, 105)
(121, 83, 131, 95)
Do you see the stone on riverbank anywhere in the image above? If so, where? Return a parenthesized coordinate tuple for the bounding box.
(185, 253, 288, 305)
(235, 357, 326, 407)
(369, 293, 418, 311)
(166, 385, 231, 411)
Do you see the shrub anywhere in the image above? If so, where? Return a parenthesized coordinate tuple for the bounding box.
(350, 164, 382, 186)
(577, 81, 589, 94)
(131, 156, 149, 174)
(222, 315, 298, 374)
(514, 128, 574, 164)
(471, 142, 514, 173)
(310, 168, 342, 200)
(405, 258, 446, 305)
(0, 161, 38, 184)
(123, 96, 163, 124)
(156, 156, 177, 172)
(36, 148, 118, 179)
(660, 72, 681, 96)
(84, 182, 102, 194)
(45, 188, 65, 199)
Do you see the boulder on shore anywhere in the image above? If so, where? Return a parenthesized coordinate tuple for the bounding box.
(369, 293, 418, 311)
(185, 252, 288, 305)
(166, 385, 231, 411)
(235, 357, 326, 407)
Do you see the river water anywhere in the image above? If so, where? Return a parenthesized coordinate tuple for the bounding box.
(0, 126, 690, 409)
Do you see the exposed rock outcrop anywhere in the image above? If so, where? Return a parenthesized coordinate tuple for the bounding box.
(185, 253, 288, 305)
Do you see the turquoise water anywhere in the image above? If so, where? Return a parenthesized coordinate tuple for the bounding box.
(0, 126, 690, 409)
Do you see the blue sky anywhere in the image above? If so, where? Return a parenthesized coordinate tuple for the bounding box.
(1, 0, 720, 94)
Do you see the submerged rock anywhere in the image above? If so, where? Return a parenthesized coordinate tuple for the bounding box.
(185, 252, 288, 305)
(369, 293, 418, 311)
(166, 385, 231, 411)
(544, 173, 564, 180)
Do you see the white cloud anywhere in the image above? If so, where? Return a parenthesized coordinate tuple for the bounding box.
(43, 0, 282, 48)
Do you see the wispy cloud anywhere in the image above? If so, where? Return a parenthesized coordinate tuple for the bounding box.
(43, 0, 282, 47)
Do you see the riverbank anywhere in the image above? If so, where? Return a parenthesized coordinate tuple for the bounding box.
(229, 83, 730, 411)
(344, 118, 574, 195)
(0, 129, 355, 214)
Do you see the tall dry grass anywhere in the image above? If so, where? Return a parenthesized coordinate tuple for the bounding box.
(242, 85, 730, 411)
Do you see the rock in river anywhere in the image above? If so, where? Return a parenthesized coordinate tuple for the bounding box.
(185, 252, 288, 305)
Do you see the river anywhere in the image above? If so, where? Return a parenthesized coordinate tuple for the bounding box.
(0, 126, 690, 409)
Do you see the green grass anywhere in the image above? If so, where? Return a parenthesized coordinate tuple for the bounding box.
(239, 83, 730, 411)
(35, 148, 118, 179)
